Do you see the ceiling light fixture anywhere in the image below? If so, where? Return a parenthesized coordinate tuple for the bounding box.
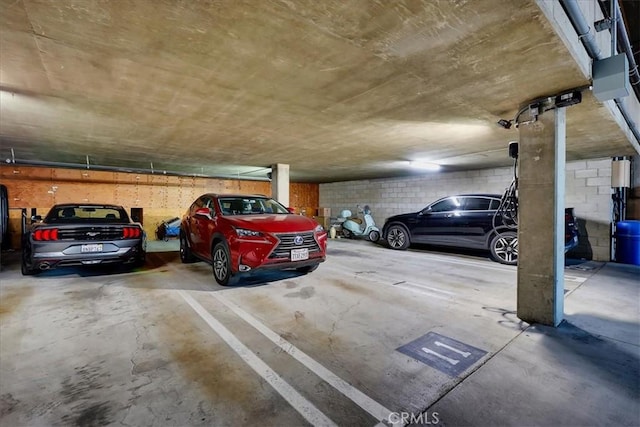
(409, 161, 441, 171)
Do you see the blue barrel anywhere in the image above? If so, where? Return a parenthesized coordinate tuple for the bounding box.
(616, 220, 640, 266)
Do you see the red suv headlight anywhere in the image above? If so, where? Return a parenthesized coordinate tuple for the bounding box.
(235, 228, 263, 238)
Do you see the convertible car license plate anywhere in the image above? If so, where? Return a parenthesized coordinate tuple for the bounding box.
(291, 248, 309, 261)
(81, 244, 103, 253)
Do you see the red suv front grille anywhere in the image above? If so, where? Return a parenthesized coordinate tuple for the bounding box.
(270, 232, 320, 259)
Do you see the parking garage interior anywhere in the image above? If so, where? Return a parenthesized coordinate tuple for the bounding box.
(1, 1, 639, 426)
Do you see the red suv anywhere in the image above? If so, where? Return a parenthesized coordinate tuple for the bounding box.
(180, 194, 327, 285)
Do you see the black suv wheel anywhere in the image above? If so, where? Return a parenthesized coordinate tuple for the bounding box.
(490, 231, 518, 265)
(386, 225, 410, 250)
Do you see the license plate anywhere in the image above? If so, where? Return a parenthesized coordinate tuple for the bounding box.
(81, 244, 103, 253)
(291, 248, 309, 261)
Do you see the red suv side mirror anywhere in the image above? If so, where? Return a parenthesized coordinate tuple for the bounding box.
(195, 207, 213, 219)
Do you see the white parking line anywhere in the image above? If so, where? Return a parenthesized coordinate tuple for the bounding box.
(213, 292, 398, 427)
(177, 290, 338, 427)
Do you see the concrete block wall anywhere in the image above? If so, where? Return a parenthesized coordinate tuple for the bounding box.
(320, 158, 613, 261)
(565, 159, 612, 261)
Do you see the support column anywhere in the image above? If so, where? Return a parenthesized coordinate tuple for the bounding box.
(517, 108, 566, 327)
(271, 163, 290, 207)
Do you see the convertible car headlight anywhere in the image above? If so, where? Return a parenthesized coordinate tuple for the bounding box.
(315, 225, 324, 233)
(235, 228, 262, 237)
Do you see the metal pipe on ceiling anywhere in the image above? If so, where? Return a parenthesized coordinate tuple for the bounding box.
(610, 0, 617, 57)
(5, 158, 272, 182)
(561, 0, 601, 59)
(562, 0, 640, 92)
(560, 0, 640, 145)
(611, 0, 640, 89)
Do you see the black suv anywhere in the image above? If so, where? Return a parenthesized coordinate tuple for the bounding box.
(381, 194, 579, 265)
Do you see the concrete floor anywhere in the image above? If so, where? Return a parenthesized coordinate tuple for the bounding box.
(0, 238, 638, 426)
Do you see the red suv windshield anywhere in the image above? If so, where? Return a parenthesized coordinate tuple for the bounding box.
(217, 197, 289, 216)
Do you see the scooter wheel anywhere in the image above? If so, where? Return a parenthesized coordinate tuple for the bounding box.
(342, 229, 352, 239)
(368, 230, 380, 242)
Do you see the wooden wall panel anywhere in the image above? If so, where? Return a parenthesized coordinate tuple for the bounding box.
(95, 184, 117, 204)
(291, 182, 320, 216)
(239, 180, 270, 195)
(166, 185, 181, 209)
(0, 165, 319, 246)
(291, 183, 319, 206)
(9, 180, 52, 208)
(221, 179, 238, 193)
(52, 168, 86, 181)
(136, 181, 153, 207)
(1, 167, 52, 181)
(116, 183, 138, 206)
(177, 177, 195, 208)
(7, 209, 25, 249)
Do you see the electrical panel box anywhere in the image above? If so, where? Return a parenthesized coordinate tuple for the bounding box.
(611, 158, 631, 188)
(593, 54, 630, 102)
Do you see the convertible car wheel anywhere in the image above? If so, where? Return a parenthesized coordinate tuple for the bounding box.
(21, 248, 38, 276)
(132, 252, 146, 269)
(490, 231, 518, 265)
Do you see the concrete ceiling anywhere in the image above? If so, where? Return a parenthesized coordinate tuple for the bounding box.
(0, 0, 638, 183)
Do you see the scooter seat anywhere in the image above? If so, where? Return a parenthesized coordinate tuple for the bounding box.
(350, 218, 363, 224)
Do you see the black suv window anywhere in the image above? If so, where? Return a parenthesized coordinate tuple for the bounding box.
(429, 198, 462, 212)
(463, 197, 491, 211)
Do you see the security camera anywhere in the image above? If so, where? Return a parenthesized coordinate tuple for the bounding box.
(497, 119, 512, 129)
